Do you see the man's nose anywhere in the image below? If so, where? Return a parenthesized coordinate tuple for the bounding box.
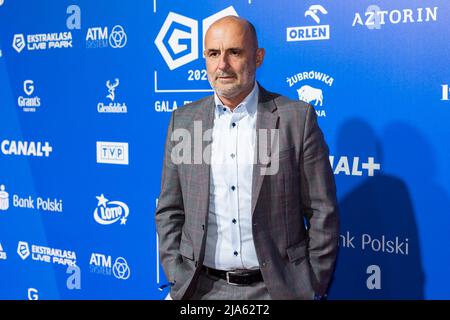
(217, 53, 229, 70)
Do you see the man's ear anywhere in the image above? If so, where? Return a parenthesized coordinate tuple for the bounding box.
(255, 48, 265, 68)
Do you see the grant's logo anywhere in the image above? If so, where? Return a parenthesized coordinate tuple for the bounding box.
(27, 288, 39, 300)
(286, 4, 330, 42)
(24, 80, 34, 95)
(12, 34, 26, 53)
(93, 194, 129, 225)
(18, 80, 41, 112)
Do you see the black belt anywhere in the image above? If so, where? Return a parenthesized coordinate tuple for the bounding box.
(201, 266, 263, 286)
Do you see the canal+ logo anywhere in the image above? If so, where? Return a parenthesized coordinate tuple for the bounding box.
(93, 194, 129, 226)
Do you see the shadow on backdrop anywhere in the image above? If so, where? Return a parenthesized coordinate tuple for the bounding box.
(327, 119, 424, 299)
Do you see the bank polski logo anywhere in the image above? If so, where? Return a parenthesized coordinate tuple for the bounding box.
(13, 34, 25, 53)
(93, 194, 129, 225)
(112, 257, 131, 280)
(287, 4, 330, 42)
(286, 70, 334, 117)
(17, 241, 30, 260)
(155, 6, 238, 70)
(109, 25, 127, 48)
(0, 184, 9, 211)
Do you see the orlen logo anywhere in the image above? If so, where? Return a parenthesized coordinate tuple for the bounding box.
(155, 6, 237, 70)
(93, 194, 129, 225)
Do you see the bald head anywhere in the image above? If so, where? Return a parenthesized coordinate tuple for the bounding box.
(204, 16, 265, 109)
(206, 16, 259, 51)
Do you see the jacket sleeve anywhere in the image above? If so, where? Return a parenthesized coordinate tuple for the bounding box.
(299, 104, 339, 296)
(155, 111, 185, 284)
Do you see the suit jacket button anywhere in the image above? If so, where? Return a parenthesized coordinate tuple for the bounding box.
(195, 261, 198, 267)
(202, 224, 205, 230)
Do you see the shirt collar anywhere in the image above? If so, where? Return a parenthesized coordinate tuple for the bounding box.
(214, 82, 259, 117)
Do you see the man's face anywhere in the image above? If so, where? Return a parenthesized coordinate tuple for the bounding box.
(204, 20, 264, 101)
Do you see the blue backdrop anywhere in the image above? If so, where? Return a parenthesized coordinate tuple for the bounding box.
(1, 0, 449, 299)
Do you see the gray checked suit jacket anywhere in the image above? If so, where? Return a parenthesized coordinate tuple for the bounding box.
(155, 84, 339, 300)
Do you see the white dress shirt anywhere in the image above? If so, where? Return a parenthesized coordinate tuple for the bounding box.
(204, 82, 260, 270)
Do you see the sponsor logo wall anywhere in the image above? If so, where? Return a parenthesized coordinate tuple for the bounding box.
(0, 0, 449, 299)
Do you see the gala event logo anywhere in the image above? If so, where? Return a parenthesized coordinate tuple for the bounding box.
(93, 194, 129, 225)
(285, 70, 334, 117)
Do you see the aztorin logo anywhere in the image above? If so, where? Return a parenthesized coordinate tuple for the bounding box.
(18, 80, 41, 112)
(93, 194, 129, 225)
(97, 79, 127, 113)
(155, 6, 238, 70)
(286, 4, 330, 42)
(286, 70, 334, 117)
(352, 5, 438, 29)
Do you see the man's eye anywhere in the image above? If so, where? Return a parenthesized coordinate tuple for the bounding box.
(208, 52, 219, 57)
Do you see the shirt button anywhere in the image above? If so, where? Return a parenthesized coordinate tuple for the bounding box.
(231, 186, 236, 191)
(234, 251, 239, 256)
(232, 122, 236, 127)
(230, 153, 235, 158)
(232, 219, 237, 224)
(223, 108, 226, 112)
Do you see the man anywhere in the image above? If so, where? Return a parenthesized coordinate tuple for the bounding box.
(155, 16, 339, 300)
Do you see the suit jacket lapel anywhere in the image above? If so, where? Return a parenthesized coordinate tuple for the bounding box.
(252, 85, 279, 215)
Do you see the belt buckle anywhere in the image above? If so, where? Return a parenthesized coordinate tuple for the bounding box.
(225, 271, 242, 286)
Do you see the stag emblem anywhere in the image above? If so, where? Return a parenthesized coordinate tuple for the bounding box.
(106, 78, 120, 101)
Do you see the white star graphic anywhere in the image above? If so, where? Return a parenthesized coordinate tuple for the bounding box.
(96, 194, 109, 207)
(120, 217, 127, 225)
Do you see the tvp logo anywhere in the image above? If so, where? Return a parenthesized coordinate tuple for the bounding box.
(154, 6, 237, 71)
